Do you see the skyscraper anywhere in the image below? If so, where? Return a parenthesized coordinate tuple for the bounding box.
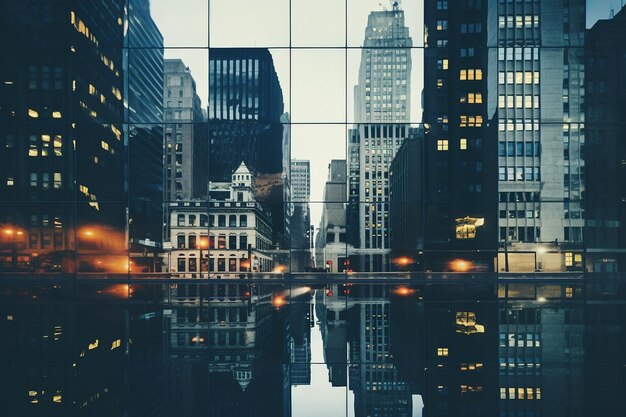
(290, 160, 311, 203)
(163, 59, 207, 203)
(423, 0, 586, 272)
(0, 0, 127, 272)
(353, 3, 413, 124)
(585, 6, 626, 272)
(209, 48, 290, 250)
(126, 0, 165, 247)
(208, 48, 285, 181)
(347, 3, 415, 272)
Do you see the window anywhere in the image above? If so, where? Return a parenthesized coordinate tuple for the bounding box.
(229, 215, 237, 227)
(177, 214, 185, 226)
(437, 347, 449, 357)
(239, 215, 247, 227)
(437, 140, 449, 151)
(460, 138, 467, 150)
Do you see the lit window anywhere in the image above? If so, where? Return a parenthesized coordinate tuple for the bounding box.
(101, 141, 109, 151)
(437, 347, 449, 356)
(28, 109, 39, 118)
(437, 139, 449, 151)
(460, 138, 467, 150)
(565, 252, 573, 267)
(52, 111, 62, 119)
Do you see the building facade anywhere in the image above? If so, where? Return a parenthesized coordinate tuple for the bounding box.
(585, 6, 626, 272)
(316, 160, 353, 272)
(389, 130, 424, 270)
(0, 0, 128, 272)
(165, 163, 273, 277)
(126, 0, 164, 247)
(163, 59, 207, 203)
(347, 3, 415, 272)
(423, 0, 586, 272)
(290, 159, 311, 203)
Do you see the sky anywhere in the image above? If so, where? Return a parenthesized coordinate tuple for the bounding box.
(150, 0, 620, 229)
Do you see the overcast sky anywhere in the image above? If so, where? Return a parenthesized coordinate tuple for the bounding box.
(150, 0, 619, 229)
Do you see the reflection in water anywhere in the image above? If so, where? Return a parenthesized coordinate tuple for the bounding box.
(0, 281, 625, 416)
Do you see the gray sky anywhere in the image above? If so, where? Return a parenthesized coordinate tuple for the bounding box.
(151, 0, 424, 228)
(150, 0, 618, 229)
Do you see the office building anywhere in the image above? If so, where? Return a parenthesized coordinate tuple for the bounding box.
(290, 160, 311, 202)
(423, 0, 586, 272)
(316, 160, 353, 272)
(347, 3, 415, 272)
(163, 59, 207, 203)
(0, 0, 127, 272)
(389, 130, 424, 270)
(585, 6, 626, 272)
(208, 48, 285, 181)
(353, 3, 413, 124)
(126, 0, 165, 247)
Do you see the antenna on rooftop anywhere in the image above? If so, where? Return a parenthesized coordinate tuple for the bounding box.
(392, 1, 400, 11)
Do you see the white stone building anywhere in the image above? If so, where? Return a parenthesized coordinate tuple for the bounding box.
(165, 162, 274, 277)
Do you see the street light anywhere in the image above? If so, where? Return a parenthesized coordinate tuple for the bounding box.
(197, 236, 209, 278)
(2, 227, 25, 270)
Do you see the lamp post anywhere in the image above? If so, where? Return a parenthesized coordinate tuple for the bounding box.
(3, 228, 24, 271)
(197, 236, 209, 278)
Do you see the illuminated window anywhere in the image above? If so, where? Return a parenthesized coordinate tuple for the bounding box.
(101, 141, 109, 151)
(460, 138, 467, 150)
(455, 217, 484, 239)
(53, 173, 62, 189)
(52, 111, 62, 119)
(565, 252, 573, 267)
(437, 139, 449, 151)
(28, 109, 39, 118)
(437, 347, 449, 356)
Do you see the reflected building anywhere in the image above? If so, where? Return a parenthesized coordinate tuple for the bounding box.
(585, 6, 626, 272)
(315, 287, 348, 386)
(346, 285, 420, 417)
(0, 0, 127, 272)
(423, 0, 586, 272)
(347, 3, 416, 272)
(422, 285, 498, 416)
(165, 282, 290, 416)
(497, 283, 585, 417)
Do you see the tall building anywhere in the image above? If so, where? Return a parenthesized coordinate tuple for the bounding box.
(316, 160, 352, 272)
(208, 48, 285, 181)
(126, 0, 165, 247)
(423, 0, 586, 272)
(585, 6, 626, 272)
(0, 0, 128, 272)
(347, 3, 415, 272)
(353, 2, 413, 124)
(209, 48, 290, 250)
(389, 130, 424, 270)
(290, 160, 310, 202)
(163, 59, 207, 203)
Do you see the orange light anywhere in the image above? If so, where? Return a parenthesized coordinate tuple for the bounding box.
(272, 295, 286, 308)
(4, 229, 13, 235)
(273, 265, 286, 273)
(393, 256, 413, 266)
(449, 259, 473, 272)
(393, 286, 416, 296)
(197, 237, 209, 249)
